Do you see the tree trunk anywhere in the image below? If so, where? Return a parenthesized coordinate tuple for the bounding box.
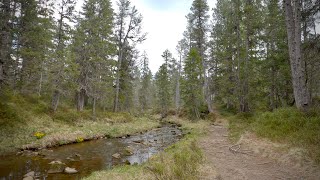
(203, 70, 213, 113)
(92, 97, 96, 117)
(51, 90, 60, 112)
(77, 89, 86, 111)
(175, 54, 182, 115)
(38, 68, 43, 96)
(284, 0, 310, 110)
(235, 0, 242, 112)
(114, 48, 123, 112)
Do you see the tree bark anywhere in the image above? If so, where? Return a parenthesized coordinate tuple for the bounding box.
(77, 89, 86, 111)
(51, 90, 60, 112)
(92, 97, 96, 117)
(284, 0, 310, 110)
(113, 49, 123, 112)
(235, 0, 243, 112)
(175, 52, 182, 115)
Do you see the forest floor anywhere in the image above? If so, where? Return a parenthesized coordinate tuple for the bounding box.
(198, 114, 320, 180)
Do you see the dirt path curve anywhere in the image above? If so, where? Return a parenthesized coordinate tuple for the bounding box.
(198, 117, 320, 180)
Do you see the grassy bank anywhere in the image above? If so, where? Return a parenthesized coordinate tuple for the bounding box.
(0, 94, 159, 155)
(224, 107, 320, 163)
(84, 116, 211, 180)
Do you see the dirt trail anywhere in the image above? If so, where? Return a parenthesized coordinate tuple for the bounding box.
(198, 117, 320, 180)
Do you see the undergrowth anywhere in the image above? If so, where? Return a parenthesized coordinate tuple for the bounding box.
(0, 93, 159, 155)
(224, 106, 320, 163)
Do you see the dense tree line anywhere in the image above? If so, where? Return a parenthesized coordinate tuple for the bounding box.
(0, 0, 149, 114)
(1, 0, 319, 118)
(155, 0, 320, 118)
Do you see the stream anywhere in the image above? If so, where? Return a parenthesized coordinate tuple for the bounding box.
(0, 123, 182, 180)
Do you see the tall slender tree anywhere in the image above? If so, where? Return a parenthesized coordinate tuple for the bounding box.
(113, 0, 146, 112)
(182, 48, 204, 119)
(187, 0, 213, 113)
(50, 0, 76, 112)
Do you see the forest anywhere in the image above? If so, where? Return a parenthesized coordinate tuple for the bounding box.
(0, 0, 320, 179)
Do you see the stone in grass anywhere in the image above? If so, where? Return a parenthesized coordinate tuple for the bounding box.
(124, 160, 131, 165)
(64, 167, 78, 174)
(48, 161, 66, 174)
(124, 146, 134, 155)
(66, 153, 81, 161)
(24, 171, 35, 178)
(23, 171, 35, 180)
(112, 153, 121, 159)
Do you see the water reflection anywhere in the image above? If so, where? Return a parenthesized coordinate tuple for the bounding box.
(0, 124, 182, 180)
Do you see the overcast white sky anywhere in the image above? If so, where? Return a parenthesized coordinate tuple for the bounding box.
(117, 0, 216, 73)
(75, 0, 217, 73)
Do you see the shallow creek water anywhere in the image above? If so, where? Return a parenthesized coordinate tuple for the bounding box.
(0, 123, 182, 180)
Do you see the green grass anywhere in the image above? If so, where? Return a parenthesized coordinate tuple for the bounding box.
(225, 107, 320, 163)
(84, 117, 210, 180)
(0, 93, 159, 155)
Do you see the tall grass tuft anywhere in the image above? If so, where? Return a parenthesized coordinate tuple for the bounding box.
(147, 139, 203, 180)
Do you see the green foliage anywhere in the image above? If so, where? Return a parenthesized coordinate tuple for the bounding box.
(139, 53, 153, 111)
(0, 102, 21, 126)
(181, 48, 205, 119)
(210, 0, 293, 112)
(156, 63, 171, 116)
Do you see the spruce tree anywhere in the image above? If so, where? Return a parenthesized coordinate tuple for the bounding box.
(19, 0, 54, 94)
(155, 64, 170, 118)
(50, 0, 76, 112)
(182, 48, 204, 119)
(73, 0, 115, 112)
(187, 0, 212, 113)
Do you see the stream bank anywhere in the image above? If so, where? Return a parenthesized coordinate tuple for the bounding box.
(0, 123, 183, 180)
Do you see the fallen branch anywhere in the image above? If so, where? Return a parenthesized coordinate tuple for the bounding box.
(229, 144, 255, 156)
(257, 161, 272, 165)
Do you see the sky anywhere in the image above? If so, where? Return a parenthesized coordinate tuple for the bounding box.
(74, 0, 319, 73)
(76, 0, 217, 73)
(111, 0, 217, 73)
